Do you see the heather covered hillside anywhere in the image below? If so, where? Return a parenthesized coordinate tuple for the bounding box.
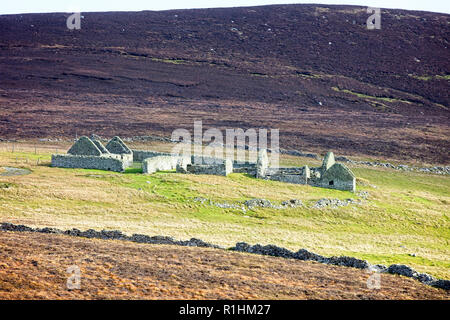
(0, 4, 449, 162)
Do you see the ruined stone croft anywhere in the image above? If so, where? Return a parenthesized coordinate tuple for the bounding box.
(255, 150, 356, 192)
(52, 136, 356, 192)
(51, 135, 133, 172)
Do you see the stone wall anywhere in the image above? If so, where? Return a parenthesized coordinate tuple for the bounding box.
(132, 148, 356, 191)
(232, 161, 257, 175)
(51, 154, 125, 172)
(143, 156, 189, 174)
(191, 155, 224, 165)
(185, 159, 232, 176)
(310, 179, 355, 192)
(119, 153, 134, 167)
(132, 150, 173, 162)
(90, 135, 110, 154)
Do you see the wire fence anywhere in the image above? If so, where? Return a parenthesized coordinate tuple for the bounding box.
(0, 142, 68, 166)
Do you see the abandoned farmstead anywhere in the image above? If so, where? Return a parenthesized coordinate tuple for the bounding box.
(51, 136, 356, 192)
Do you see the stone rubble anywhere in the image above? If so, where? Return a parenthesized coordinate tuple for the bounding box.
(194, 197, 365, 210)
(231, 242, 450, 290)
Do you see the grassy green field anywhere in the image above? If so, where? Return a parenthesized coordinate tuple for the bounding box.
(0, 145, 449, 278)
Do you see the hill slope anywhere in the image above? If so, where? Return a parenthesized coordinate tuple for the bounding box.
(1, 143, 449, 279)
(1, 231, 448, 299)
(0, 4, 449, 162)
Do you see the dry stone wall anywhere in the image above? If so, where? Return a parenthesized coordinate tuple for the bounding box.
(256, 149, 269, 178)
(106, 136, 132, 155)
(313, 163, 356, 192)
(143, 155, 189, 174)
(232, 161, 257, 175)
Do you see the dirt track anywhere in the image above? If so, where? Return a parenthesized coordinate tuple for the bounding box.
(0, 231, 448, 300)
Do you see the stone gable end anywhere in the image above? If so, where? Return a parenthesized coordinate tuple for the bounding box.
(67, 136, 102, 156)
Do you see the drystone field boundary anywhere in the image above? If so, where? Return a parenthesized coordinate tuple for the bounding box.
(1, 222, 448, 291)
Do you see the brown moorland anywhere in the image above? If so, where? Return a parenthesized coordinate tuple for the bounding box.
(0, 231, 448, 300)
(0, 4, 449, 163)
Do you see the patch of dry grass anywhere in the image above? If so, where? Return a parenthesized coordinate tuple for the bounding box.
(1, 231, 448, 300)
